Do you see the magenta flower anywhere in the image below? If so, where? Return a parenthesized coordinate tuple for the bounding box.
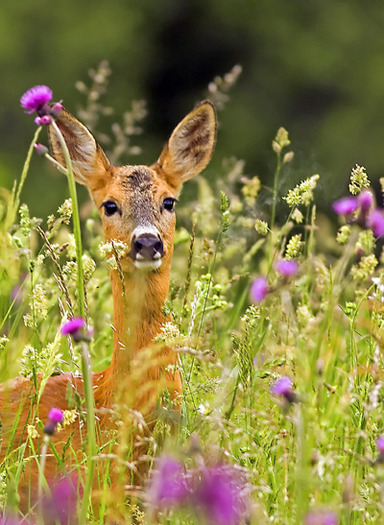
(304, 510, 338, 525)
(271, 376, 292, 396)
(147, 456, 188, 508)
(357, 190, 375, 214)
(377, 436, 384, 453)
(34, 115, 52, 126)
(193, 465, 249, 525)
(48, 408, 64, 424)
(20, 85, 53, 114)
(271, 376, 297, 403)
(250, 277, 268, 302)
(44, 407, 64, 435)
(275, 259, 298, 277)
(50, 102, 64, 118)
(332, 196, 359, 216)
(40, 476, 77, 524)
(367, 209, 384, 238)
(61, 317, 86, 341)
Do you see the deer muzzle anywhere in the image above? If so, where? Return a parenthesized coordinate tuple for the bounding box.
(130, 230, 165, 270)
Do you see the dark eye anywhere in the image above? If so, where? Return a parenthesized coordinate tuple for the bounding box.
(163, 198, 177, 212)
(102, 201, 119, 217)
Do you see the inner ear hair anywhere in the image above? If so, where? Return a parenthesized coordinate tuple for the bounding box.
(155, 101, 217, 187)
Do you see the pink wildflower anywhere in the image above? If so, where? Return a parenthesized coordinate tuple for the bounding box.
(250, 277, 268, 302)
(20, 85, 53, 114)
(275, 259, 299, 277)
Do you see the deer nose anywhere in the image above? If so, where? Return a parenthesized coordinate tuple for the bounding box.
(132, 233, 164, 261)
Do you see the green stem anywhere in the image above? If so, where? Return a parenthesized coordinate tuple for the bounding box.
(9, 126, 42, 229)
(270, 152, 282, 231)
(38, 436, 49, 525)
(50, 120, 85, 318)
(50, 121, 95, 522)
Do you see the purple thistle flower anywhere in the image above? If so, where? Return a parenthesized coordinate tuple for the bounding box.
(271, 376, 292, 396)
(20, 85, 53, 114)
(271, 376, 297, 403)
(367, 209, 384, 238)
(40, 476, 77, 524)
(376, 435, 384, 453)
(304, 510, 338, 525)
(193, 465, 249, 525)
(332, 196, 359, 216)
(61, 317, 86, 341)
(275, 259, 299, 277)
(147, 456, 188, 508)
(250, 277, 268, 303)
(357, 190, 375, 215)
(44, 407, 64, 435)
(48, 407, 64, 424)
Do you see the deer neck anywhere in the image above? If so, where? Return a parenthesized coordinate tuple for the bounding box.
(109, 262, 171, 378)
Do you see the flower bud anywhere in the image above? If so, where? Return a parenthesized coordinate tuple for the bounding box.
(34, 143, 48, 156)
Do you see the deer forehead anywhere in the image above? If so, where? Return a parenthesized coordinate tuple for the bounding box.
(93, 165, 175, 207)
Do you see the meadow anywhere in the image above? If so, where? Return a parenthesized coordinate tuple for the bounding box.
(1, 69, 384, 524)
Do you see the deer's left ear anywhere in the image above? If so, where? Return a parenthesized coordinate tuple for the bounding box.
(154, 101, 217, 190)
(48, 108, 110, 187)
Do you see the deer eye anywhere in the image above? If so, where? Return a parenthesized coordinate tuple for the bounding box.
(163, 198, 177, 212)
(102, 201, 120, 217)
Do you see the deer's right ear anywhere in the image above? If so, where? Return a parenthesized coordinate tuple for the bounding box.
(48, 109, 110, 186)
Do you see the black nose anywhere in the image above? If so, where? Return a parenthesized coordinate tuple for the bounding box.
(132, 233, 164, 261)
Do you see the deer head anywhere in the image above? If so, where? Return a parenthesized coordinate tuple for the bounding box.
(48, 101, 217, 274)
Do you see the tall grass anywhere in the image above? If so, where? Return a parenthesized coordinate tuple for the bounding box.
(1, 69, 384, 524)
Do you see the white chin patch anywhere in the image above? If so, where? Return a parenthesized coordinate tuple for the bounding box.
(133, 259, 162, 271)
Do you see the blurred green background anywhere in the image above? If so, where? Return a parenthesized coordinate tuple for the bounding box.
(2, 0, 384, 218)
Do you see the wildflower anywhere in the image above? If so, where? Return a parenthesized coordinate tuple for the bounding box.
(332, 196, 358, 216)
(147, 456, 188, 509)
(349, 164, 370, 195)
(44, 407, 64, 435)
(367, 209, 384, 238)
(272, 127, 290, 153)
(34, 143, 48, 156)
(193, 465, 249, 525)
(275, 259, 298, 277)
(292, 208, 304, 224)
(336, 225, 351, 245)
(41, 476, 77, 524)
(34, 115, 52, 126)
(351, 254, 378, 281)
(357, 189, 375, 215)
(304, 509, 338, 525)
(376, 435, 384, 464)
(50, 102, 63, 118)
(250, 277, 268, 302)
(271, 376, 297, 403)
(20, 85, 53, 114)
(285, 234, 304, 259)
(61, 317, 86, 341)
(255, 219, 268, 236)
(284, 174, 319, 207)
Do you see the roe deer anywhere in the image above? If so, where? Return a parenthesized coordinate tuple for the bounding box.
(0, 101, 217, 512)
